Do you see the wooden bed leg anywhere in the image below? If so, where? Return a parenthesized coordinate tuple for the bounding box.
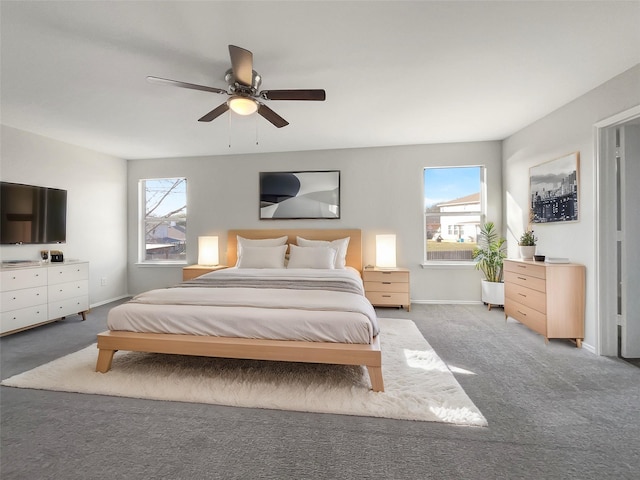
(96, 348, 116, 373)
(367, 366, 384, 392)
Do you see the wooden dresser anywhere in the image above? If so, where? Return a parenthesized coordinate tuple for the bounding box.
(503, 259, 585, 347)
(363, 267, 410, 311)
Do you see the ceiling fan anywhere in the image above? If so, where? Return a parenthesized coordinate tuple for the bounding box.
(147, 45, 326, 128)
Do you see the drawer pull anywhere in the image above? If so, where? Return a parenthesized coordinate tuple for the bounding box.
(518, 293, 526, 297)
(517, 276, 527, 281)
(382, 271, 392, 275)
(517, 265, 526, 269)
(517, 310, 527, 316)
(382, 295, 391, 298)
(382, 282, 391, 285)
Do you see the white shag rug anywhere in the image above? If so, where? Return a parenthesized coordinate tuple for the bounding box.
(1, 318, 487, 426)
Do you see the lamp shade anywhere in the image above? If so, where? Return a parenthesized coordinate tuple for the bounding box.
(376, 234, 396, 268)
(228, 96, 258, 115)
(198, 236, 219, 265)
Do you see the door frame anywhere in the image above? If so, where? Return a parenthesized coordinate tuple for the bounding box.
(594, 105, 640, 356)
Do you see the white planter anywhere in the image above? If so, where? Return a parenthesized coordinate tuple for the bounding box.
(481, 280, 504, 310)
(519, 245, 536, 260)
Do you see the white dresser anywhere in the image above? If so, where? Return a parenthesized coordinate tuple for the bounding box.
(1, 261, 89, 336)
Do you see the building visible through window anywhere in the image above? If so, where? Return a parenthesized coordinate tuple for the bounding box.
(424, 166, 484, 262)
(139, 178, 187, 263)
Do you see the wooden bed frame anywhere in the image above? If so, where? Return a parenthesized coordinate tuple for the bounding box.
(96, 228, 384, 392)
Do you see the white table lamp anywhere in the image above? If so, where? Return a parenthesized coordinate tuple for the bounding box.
(376, 234, 396, 268)
(198, 236, 219, 266)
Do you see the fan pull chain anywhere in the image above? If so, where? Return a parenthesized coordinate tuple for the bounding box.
(255, 115, 259, 146)
(228, 112, 232, 148)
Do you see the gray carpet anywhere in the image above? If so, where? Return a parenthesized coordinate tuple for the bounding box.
(2, 301, 639, 480)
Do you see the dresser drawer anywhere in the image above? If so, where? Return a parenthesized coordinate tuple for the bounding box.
(1, 305, 49, 335)
(504, 260, 546, 279)
(48, 280, 89, 302)
(49, 296, 89, 319)
(365, 291, 410, 307)
(505, 300, 547, 336)
(504, 270, 546, 293)
(362, 270, 409, 283)
(1, 286, 48, 313)
(364, 281, 408, 293)
(505, 282, 546, 313)
(48, 263, 89, 285)
(1, 268, 47, 291)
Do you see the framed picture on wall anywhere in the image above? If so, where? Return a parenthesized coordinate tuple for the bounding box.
(530, 152, 579, 223)
(259, 170, 340, 219)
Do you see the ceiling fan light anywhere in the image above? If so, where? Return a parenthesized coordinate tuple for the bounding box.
(228, 96, 258, 115)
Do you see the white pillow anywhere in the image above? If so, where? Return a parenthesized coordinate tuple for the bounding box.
(236, 245, 287, 269)
(287, 244, 336, 269)
(236, 235, 288, 259)
(297, 236, 350, 269)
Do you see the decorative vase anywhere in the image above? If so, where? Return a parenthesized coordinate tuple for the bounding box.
(481, 279, 504, 310)
(519, 245, 536, 260)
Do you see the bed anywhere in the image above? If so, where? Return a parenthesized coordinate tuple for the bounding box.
(96, 229, 384, 392)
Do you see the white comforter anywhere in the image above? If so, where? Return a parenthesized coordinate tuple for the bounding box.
(107, 267, 379, 344)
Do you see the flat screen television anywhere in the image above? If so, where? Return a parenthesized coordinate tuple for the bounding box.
(0, 182, 67, 245)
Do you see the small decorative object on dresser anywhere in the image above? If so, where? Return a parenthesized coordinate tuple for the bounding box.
(503, 259, 585, 347)
(182, 264, 227, 281)
(363, 267, 410, 311)
(518, 230, 537, 260)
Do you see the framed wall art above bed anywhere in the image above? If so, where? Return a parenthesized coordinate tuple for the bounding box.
(259, 170, 340, 219)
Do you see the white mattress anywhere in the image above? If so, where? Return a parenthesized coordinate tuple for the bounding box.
(107, 267, 378, 344)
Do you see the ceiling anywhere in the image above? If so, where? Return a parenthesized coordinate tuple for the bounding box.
(1, 1, 639, 160)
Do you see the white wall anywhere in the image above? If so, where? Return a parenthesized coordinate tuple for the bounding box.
(503, 64, 640, 352)
(0, 125, 129, 307)
(127, 141, 503, 300)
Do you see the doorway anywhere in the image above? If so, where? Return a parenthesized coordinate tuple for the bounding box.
(596, 107, 640, 363)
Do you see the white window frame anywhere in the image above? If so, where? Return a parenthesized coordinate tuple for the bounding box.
(423, 165, 486, 266)
(138, 177, 187, 265)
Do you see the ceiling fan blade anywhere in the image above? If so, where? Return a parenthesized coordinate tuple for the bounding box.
(260, 89, 326, 101)
(257, 103, 289, 128)
(147, 76, 227, 95)
(228, 45, 253, 86)
(198, 103, 230, 122)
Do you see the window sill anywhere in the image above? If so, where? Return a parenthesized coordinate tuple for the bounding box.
(135, 261, 187, 267)
(420, 262, 476, 269)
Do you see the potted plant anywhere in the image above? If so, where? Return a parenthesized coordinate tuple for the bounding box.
(518, 229, 537, 260)
(473, 222, 507, 310)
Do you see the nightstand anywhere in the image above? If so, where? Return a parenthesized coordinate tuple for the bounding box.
(182, 265, 227, 281)
(362, 267, 410, 311)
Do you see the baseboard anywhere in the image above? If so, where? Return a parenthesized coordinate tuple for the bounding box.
(581, 341, 596, 354)
(90, 294, 130, 309)
(411, 300, 484, 305)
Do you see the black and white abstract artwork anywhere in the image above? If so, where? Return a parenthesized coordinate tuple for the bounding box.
(530, 152, 579, 223)
(260, 171, 340, 219)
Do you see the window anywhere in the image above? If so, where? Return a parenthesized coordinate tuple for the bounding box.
(424, 166, 484, 262)
(139, 178, 187, 263)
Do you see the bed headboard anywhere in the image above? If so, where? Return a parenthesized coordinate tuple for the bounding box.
(227, 229, 362, 271)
